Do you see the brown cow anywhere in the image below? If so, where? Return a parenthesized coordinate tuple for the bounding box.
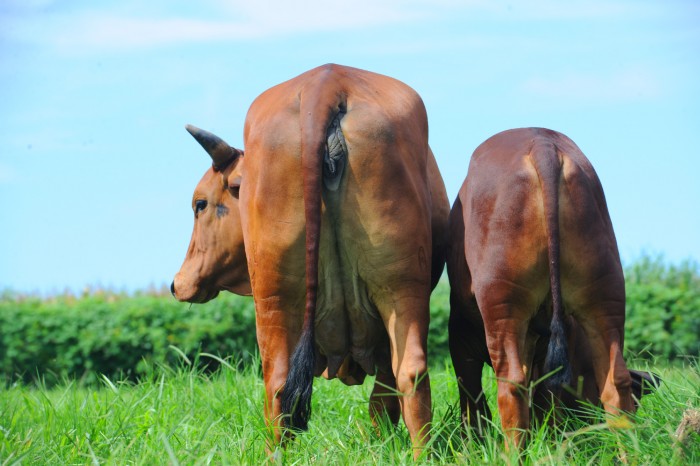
(447, 127, 636, 448)
(171, 64, 450, 457)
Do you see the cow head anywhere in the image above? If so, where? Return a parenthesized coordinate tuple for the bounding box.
(171, 125, 251, 302)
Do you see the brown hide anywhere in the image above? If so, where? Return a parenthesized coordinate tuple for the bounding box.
(447, 128, 636, 447)
(173, 64, 449, 456)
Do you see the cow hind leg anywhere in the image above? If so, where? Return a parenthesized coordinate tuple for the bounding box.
(369, 369, 401, 429)
(261, 357, 291, 451)
(379, 293, 432, 458)
(448, 300, 491, 435)
(454, 359, 490, 436)
(578, 308, 635, 417)
(482, 304, 532, 450)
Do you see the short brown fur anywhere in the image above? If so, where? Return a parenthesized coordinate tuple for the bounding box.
(447, 128, 636, 448)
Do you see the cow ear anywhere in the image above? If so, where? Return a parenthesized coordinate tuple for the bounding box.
(228, 175, 242, 199)
(185, 124, 242, 171)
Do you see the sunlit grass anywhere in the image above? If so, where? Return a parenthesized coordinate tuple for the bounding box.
(1, 355, 698, 465)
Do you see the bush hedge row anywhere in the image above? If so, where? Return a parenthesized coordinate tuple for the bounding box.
(624, 256, 700, 360)
(0, 292, 258, 385)
(1, 256, 698, 385)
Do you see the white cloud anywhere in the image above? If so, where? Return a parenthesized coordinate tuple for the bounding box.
(3, 0, 648, 53)
(2, 1, 443, 53)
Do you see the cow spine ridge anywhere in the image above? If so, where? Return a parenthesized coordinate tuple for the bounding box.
(531, 137, 572, 390)
(281, 71, 347, 431)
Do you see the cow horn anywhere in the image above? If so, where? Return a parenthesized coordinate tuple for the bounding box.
(185, 124, 241, 171)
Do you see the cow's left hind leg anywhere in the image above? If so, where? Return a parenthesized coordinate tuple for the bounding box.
(479, 294, 535, 450)
(261, 352, 290, 451)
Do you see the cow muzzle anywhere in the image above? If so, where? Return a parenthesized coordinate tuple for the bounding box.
(171, 273, 219, 303)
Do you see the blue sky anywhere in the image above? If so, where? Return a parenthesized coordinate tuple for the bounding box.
(1, 0, 698, 294)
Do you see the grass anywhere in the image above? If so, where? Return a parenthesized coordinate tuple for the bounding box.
(1, 354, 698, 465)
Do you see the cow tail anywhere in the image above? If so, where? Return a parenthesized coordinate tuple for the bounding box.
(281, 78, 345, 431)
(532, 138, 572, 391)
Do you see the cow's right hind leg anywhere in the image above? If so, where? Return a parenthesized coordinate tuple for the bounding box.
(578, 305, 634, 417)
(377, 292, 432, 459)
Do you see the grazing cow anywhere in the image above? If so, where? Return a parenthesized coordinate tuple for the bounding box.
(171, 64, 450, 457)
(447, 127, 636, 447)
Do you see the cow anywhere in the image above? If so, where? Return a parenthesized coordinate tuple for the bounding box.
(171, 64, 450, 457)
(447, 127, 637, 448)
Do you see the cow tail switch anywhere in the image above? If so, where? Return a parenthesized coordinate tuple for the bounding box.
(532, 139, 572, 391)
(281, 75, 347, 432)
(282, 318, 316, 431)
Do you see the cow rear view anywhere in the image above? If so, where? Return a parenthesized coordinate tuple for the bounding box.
(241, 65, 443, 456)
(172, 64, 449, 459)
(448, 127, 634, 448)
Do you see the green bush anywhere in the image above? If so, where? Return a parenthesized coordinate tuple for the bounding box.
(1, 255, 697, 385)
(0, 291, 257, 385)
(624, 255, 700, 361)
(0, 285, 453, 386)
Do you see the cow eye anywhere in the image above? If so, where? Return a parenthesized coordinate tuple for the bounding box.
(195, 199, 208, 214)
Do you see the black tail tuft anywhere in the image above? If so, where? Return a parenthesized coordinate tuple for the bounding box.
(281, 325, 315, 431)
(543, 313, 571, 390)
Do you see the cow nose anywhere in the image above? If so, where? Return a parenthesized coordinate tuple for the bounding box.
(170, 281, 176, 298)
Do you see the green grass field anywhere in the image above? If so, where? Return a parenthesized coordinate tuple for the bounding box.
(2, 354, 698, 465)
